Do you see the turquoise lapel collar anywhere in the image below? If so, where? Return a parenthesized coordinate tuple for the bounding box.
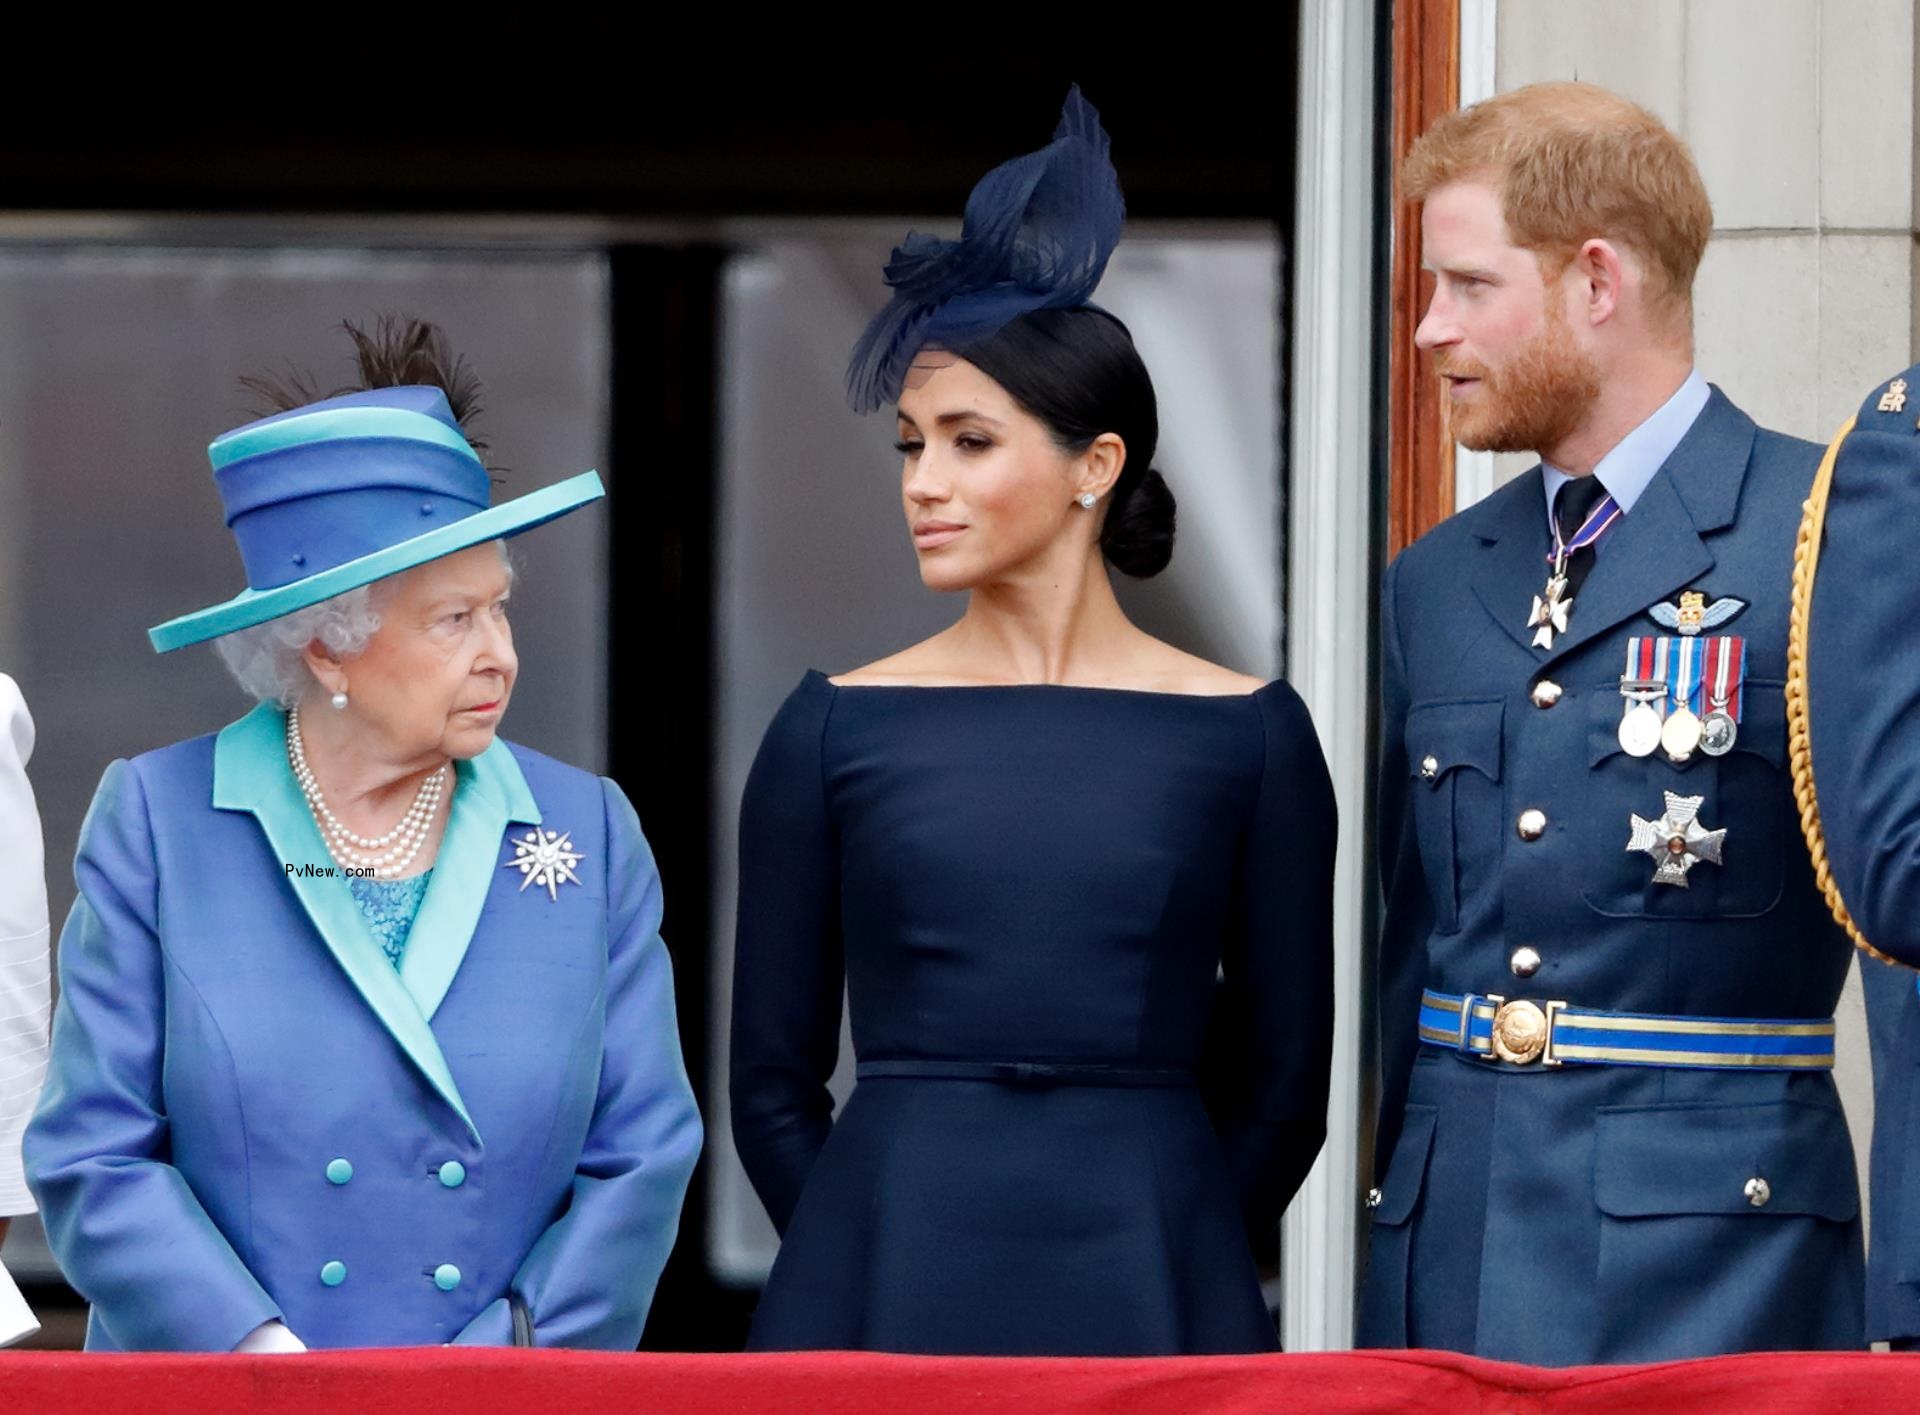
(211, 705, 479, 1141)
(399, 738, 541, 1022)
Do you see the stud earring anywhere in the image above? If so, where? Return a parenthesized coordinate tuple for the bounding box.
(330, 691, 349, 711)
(1077, 493, 1097, 509)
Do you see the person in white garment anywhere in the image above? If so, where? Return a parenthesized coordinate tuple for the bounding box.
(0, 675, 51, 1342)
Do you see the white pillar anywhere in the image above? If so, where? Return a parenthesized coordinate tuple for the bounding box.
(1282, 0, 1378, 1353)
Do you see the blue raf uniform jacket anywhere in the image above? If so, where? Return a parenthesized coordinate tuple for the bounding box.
(1800, 365, 1920, 1342)
(1360, 388, 1862, 1364)
(25, 705, 702, 1350)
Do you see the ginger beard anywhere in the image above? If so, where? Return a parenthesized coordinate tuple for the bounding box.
(1438, 296, 1602, 457)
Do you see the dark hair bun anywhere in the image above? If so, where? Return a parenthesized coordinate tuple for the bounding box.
(1100, 468, 1176, 579)
(954, 307, 1176, 578)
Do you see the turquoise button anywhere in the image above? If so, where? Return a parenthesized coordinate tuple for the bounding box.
(433, 1263, 461, 1292)
(320, 1261, 347, 1287)
(326, 1159, 353, 1185)
(438, 1161, 466, 1189)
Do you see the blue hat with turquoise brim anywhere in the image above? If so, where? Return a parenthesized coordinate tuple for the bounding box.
(148, 385, 603, 653)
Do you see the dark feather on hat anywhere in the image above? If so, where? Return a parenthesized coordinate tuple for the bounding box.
(239, 315, 489, 454)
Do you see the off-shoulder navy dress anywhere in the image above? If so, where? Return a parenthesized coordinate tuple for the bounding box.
(730, 671, 1336, 1355)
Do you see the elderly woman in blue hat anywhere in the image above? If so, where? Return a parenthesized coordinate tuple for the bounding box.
(26, 321, 702, 1352)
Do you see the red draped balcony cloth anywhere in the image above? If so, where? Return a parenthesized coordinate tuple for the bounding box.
(0, 1345, 1914, 1413)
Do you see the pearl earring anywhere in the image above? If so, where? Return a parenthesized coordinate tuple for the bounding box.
(330, 691, 349, 711)
(1077, 493, 1097, 509)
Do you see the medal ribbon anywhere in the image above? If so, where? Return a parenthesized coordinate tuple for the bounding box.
(1627, 636, 1658, 691)
(1668, 635, 1704, 716)
(1546, 490, 1624, 565)
(1705, 636, 1746, 721)
(1624, 637, 1671, 719)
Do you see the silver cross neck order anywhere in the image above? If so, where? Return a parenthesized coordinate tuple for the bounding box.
(1528, 573, 1575, 651)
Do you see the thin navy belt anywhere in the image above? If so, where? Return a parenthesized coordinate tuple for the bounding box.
(1419, 988, 1835, 1070)
(854, 1060, 1196, 1088)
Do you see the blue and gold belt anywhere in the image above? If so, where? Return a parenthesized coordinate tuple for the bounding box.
(1418, 989, 1835, 1070)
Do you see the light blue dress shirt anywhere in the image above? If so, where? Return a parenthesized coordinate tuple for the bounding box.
(1542, 368, 1711, 538)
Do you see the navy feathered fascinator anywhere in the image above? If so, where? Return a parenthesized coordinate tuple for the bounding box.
(845, 85, 1126, 414)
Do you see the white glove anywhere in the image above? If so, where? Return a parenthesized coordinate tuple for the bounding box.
(234, 1320, 308, 1354)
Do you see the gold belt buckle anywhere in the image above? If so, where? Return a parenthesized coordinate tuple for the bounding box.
(1487, 996, 1567, 1066)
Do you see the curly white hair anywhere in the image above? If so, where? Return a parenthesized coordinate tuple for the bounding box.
(212, 586, 386, 708)
(211, 543, 518, 708)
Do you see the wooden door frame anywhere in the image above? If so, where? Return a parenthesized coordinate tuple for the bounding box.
(1389, 0, 1462, 556)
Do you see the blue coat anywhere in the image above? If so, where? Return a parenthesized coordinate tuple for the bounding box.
(1361, 389, 1863, 1363)
(25, 705, 702, 1351)
(1862, 958, 1920, 1342)
(1801, 365, 1920, 1341)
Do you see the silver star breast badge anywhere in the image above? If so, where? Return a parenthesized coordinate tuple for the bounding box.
(503, 827, 586, 902)
(1626, 791, 1727, 887)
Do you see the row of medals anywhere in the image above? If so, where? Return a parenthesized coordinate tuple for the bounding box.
(1532, 542, 1739, 764)
(1616, 675, 1737, 763)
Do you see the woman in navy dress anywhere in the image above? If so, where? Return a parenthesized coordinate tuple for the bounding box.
(729, 90, 1336, 1356)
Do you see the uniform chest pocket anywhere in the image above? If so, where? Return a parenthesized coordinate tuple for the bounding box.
(1405, 699, 1504, 935)
(1579, 680, 1789, 919)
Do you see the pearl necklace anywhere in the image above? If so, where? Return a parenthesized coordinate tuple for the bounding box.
(287, 706, 448, 881)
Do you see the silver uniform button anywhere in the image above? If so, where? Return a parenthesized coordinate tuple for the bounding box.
(1366, 1187, 1383, 1210)
(1530, 679, 1563, 709)
(1517, 809, 1548, 841)
(1745, 1177, 1772, 1208)
(1510, 946, 1543, 978)
(1420, 755, 1439, 780)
